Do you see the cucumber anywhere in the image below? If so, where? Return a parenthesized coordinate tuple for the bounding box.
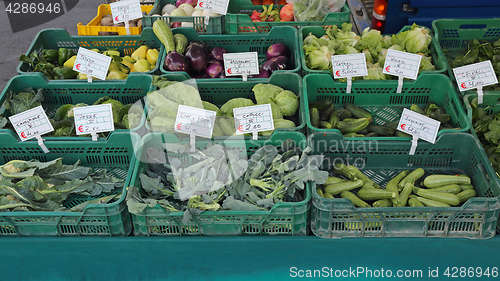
(311, 108, 320, 128)
(396, 179, 414, 207)
(320, 121, 333, 129)
(408, 195, 425, 207)
(337, 118, 370, 134)
(423, 175, 471, 188)
(344, 133, 365, 137)
(324, 179, 364, 195)
(457, 189, 476, 203)
(328, 110, 340, 128)
(337, 109, 352, 120)
(365, 132, 378, 137)
(317, 188, 324, 197)
(153, 20, 176, 54)
(320, 104, 335, 121)
(459, 184, 474, 191)
(323, 192, 334, 199)
(358, 128, 369, 135)
(341, 118, 357, 123)
(341, 191, 371, 208)
(385, 170, 409, 205)
(333, 163, 357, 180)
(413, 187, 460, 206)
(383, 121, 399, 130)
(309, 99, 333, 111)
(428, 184, 461, 194)
(395, 131, 412, 138)
(357, 188, 397, 201)
(414, 196, 451, 207)
(410, 104, 426, 115)
(344, 103, 373, 123)
(372, 199, 392, 207)
(367, 125, 395, 136)
(325, 176, 348, 185)
(347, 165, 380, 188)
(398, 168, 425, 189)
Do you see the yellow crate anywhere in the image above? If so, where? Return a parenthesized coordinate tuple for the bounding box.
(77, 4, 154, 36)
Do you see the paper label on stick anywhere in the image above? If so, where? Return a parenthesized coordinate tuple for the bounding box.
(383, 49, 422, 80)
(223, 52, 259, 76)
(9, 105, 54, 141)
(174, 105, 217, 138)
(110, 0, 143, 24)
(73, 47, 112, 81)
(197, 0, 229, 15)
(233, 104, 274, 134)
(332, 53, 368, 78)
(397, 108, 440, 144)
(453, 61, 498, 92)
(74, 104, 115, 135)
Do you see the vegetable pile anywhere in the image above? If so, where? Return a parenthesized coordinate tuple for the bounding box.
(317, 164, 477, 208)
(249, 4, 294, 22)
(153, 1, 222, 28)
(20, 45, 159, 80)
(126, 139, 328, 218)
(309, 100, 456, 137)
(449, 38, 500, 91)
(303, 23, 435, 79)
(0, 158, 123, 212)
(148, 76, 299, 136)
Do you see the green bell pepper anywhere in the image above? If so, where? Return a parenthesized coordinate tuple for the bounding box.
(58, 48, 75, 66)
(53, 67, 78, 79)
(42, 49, 58, 63)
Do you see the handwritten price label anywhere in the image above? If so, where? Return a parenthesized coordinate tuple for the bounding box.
(397, 108, 440, 144)
(197, 0, 229, 15)
(73, 47, 112, 81)
(233, 104, 274, 134)
(453, 61, 498, 92)
(174, 105, 217, 138)
(9, 105, 54, 141)
(110, 0, 142, 24)
(383, 49, 422, 80)
(223, 52, 259, 77)
(73, 104, 115, 135)
(332, 53, 368, 78)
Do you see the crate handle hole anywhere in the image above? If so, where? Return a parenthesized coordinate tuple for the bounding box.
(459, 24, 487, 30)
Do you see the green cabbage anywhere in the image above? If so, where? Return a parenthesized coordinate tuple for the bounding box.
(219, 98, 255, 116)
(272, 90, 299, 117)
(306, 46, 332, 70)
(364, 63, 388, 80)
(252, 84, 284, 104)
(149, 117, 175, 134)
(402, 24, 432, 54)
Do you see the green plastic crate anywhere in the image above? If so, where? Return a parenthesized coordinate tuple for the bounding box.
(309, 132, 500, 239)
(160, 26, 300, 79)
(128, 131, 310, 236)
(299, 25, 448, 77)
(0, 132, 139, 236)
(142, 0, 224, 34)
(432, 18, 500, 96)
(0, 73, 152, 142)
(146, 72, 304, 140)
(17, 28, 164, 78)
(224, 0, 350, 34)
(303, 73, 470, 140)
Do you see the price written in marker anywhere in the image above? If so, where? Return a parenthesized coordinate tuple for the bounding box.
(9, 105, 54, 141)
(110, 0, 143, 23)
(397, 108, 440, 144)
(233, 104, 274, 134)
(332, 53, 368, 78)
(223, 52, 259, 76)
(73, 104, 115, 135)
(197, 0, 229, 15)
(174, 105, 217, 138)
(453, 61, 498, 91)
(383, 49, 422, 80)
(73, 47, 112, 81)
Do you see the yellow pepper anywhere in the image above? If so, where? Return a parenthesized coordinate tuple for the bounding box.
(107, 70, 127, 80)
(63, 55, 77, 68)
(146, 49, 159, 66)
(119, 63, 130, 74)
(108, 61, 121, 72)
(78, 73, 88, 80)
(132, 59, 151, 72)
(121, 56, 134, 70)
(131, 46, 148, 61)
(103, 50, 121, 57)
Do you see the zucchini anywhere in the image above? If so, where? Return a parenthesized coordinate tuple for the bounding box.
(383, 121, 399, 130)
(347, 165, 380, 188)
(317, 188, 324, 197)
(320, 121, 333, 129)
(385, 170, 409, 204)
(459, 184, 474, 191)
(372, 198, 392, 207)
(344, 103, 373, 123)
(333, 163, 357, 180)
(323, 192, 334, 199)
(340, 191, 371, 208)
(324, 179, 363, 195)
(423, 175, 471, 188)
(311, 108, 320, 128)
(320, 104, 335, 121)
(344, 133, 364, 137)
(414, 196, 451, 207)
(328, 110, 340, 128)
(357, 188, 397, 201)
(309, 99, 333, 111)
(395, 131, 412, 138)
(408, 195, 425, 207)
(429, 184, 461, 194)
(325, 176, 347, 185)
(413, 187, 460, 206)
(457, 189, 476, 203)
(365, 132, 378, 137)
(362, 181, 377, 189)
(398, 168, 425, 189)
(367, 125, 395, 136)
(410, 104, 426, 115)
(340, 118, 357, 123)
(396, 179, 414, 207)
(337, 109, 352, 120)
(337, 118, 370, 134)
(153, 20, 176, 54)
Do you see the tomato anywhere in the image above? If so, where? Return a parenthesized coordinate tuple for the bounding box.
(251, 0, 261, 5)
(279, 3, 293, 21)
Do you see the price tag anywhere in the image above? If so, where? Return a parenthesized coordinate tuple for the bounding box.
(9, 105, 54, 141)
(233, 104, 274, 140)
(397, 108, 440, 155)
(197, 0, 229, 15)
(332, 53, 368, 78)
(382, 49, 422, 80)
(453, 61, 498, 91)
(73, 47, 112, 81)
(223, 52, 259, 81)
(110, 0, 143, 24)
(73, 104, 115, 140)
(174, 105, 217, 139)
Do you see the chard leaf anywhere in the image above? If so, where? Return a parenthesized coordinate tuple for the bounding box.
(0, 167, 36, 179)
(249, 145, 278, 166)
(56, 177, 95, 194)
(26, 157, 63, 171)
(0, 117, 7, 129)
(126, 186, 159, 214)
(256, 197, 275, 209)
(288, 166, 329, 190)
(222, 196, 264, 211)
(39, 160, 90, 181)
(245, 191, 262, 203)
(245, 160, 265, 181)
(139, 173, 172, 195)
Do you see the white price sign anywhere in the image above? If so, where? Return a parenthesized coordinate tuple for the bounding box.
(233, 104, 274, 135)
(110, 0, 143, 24)
(73, 47, 112, 81)
(73, 104, 115, 136)
(332, 53, 368, 78)
(197, 0, 229, 15)
(383, 49, 422, 80)
(223, 52, 259, 77)
(174, 105, 217, 138)
(9, 105, 54, 141)
(397, 108, 440, 144)
(453, 61, 498, 92)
